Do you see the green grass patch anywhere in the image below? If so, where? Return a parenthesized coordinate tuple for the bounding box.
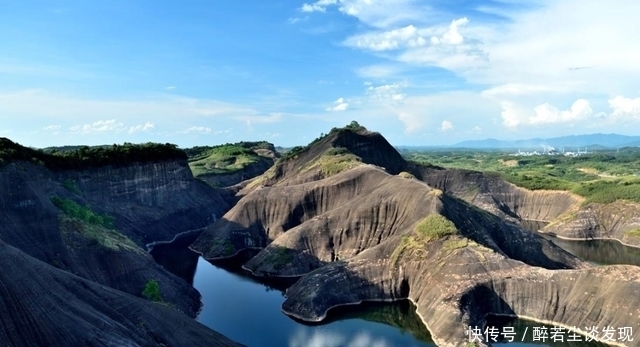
(59, 216, 141, 253)
(572, 179, 640, 204)
(390, 214, 459, 265)
(51, 196, 115, 229)
(142, 279, 163, 302)
(415, 214, 458, 240)
(301, 150, 363, 177)
(262, 246, 294, 270)
(625, 228, 640, 239)
(398, 171, 415, 179)
(62, 179, 81, 195)
(188, 144, 262, 176)
(210, 238, 235, 256)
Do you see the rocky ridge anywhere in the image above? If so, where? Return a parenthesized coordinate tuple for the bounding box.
(191, 124, 640, 346)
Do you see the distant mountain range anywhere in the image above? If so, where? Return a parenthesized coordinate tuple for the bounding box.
(450, 134, 640, 150)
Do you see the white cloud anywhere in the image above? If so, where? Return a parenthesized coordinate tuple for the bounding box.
(43, 125, 61, 131)
(608, 95, 640, 120)
(70, 119, 126, 134)
(431, 17, 469, 45)
(500, 101, 523, 129)
(529, 99, 592, 125)
(355, 64, 402, 79)
(439, 120, 454, 132)
(165, 86, 176, 90)
(365, 83, 406, 102)
(344, 25, 426, 51)
(326, 97, 349, 111)
(128, 122, 155, 134)
(234, 114, 283, 126)
(180, 126, 212, 134)
(288, 330, 390, 347)
(300, 0, 337, 12)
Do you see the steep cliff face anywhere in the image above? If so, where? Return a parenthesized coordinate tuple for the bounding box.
(0, 239, 243, 347)
(544, 200, 640, 246)
(61, 160, 232, 244)
(261, 128, 407, 188)
(282, 235, 640, 347)
(0, 160, 230, 316)
(191, 124, 640, 347)
(413, 166, 583, 223)
(0, 157, 239, 344)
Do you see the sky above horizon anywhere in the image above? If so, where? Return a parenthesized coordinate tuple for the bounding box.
(1, 0, 640, 148)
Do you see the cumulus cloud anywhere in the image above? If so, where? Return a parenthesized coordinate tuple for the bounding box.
(326, 97, 349, 111)
(439, 120, 454, 132)
(608, 95, 640, 120)
(430, 17, 469, 45)
(180, 126, 212, 134)
(128, 122, 155, 134)
(500, 101, 523, 128)
(70, 119, 126, 134)
(529, 99, 593, 125)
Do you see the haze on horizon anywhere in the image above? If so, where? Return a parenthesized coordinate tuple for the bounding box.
(1, 0, 639, 149)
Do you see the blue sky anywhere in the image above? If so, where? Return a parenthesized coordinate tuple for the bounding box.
(1, 0, 639, 148)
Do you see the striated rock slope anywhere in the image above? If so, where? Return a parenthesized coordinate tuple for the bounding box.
(411, 166, 583, 223)
(191, 123, 640, 347)
(543, 199, 640, 247)
(0, 239, 243, 347)
(0, 139, 241, 346)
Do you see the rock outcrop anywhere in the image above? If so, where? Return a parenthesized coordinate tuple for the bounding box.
(282, 238, 640, 346)
(0, 239, 243, 347)
(543, 199, 640, 247)
(0, 141, 241, 346)
(191, 124, 640, 347)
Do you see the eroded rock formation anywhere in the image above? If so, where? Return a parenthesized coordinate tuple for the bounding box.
(192, 125, 640, 347)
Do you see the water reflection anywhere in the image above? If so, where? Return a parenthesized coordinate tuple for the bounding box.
(519, 220, 640, 266)
(151, 234, 619, 347)
(193, 257, 433, 347)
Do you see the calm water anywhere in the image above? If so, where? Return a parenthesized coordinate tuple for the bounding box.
(151, 234, 614, 347)
(520, 220, 640, 266)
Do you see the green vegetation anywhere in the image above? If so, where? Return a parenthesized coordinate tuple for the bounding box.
(403, 148, 640, 204)
(51, 196, 115, 229)
(301, 149, 363, 177)
(391, 214, 458, 265)
(186, 141, 274, 177)
(262, 246, 294, 270)
(59, 216, 140, 253)
(142, 280, 163, 302)
(52, 196, 140, 252)
(210, 238, 235, 256)
(0, 138, 185, 171)
(414, 214, 458, 240)
(279, 121, 370, 162)
(62, 179, 81, 195)
(625, 228, 640, 239)
(398, 171, 415, 179)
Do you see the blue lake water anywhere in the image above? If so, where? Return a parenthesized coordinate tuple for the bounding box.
(151, 233, 616, 347)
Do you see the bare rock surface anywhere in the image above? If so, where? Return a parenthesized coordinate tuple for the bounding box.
(544, 200, 640, 247)
(0, 239, 243, 347)
(192, 126, 640, 347)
